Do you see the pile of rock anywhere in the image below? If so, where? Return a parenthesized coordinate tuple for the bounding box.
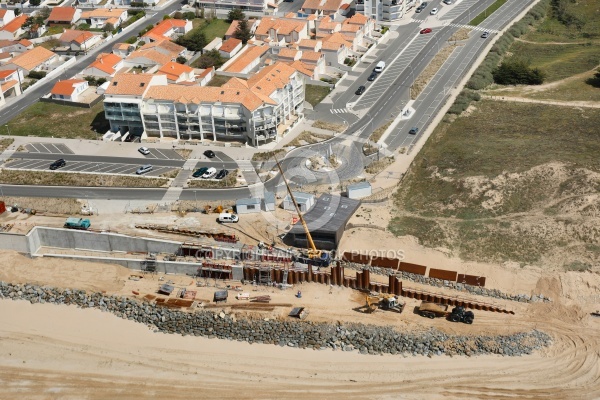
(341, 263, 552, 303)
(0, 282, 552, 357)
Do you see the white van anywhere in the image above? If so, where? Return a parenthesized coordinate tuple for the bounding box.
(218, 213, 239, 223)
(374, 61, 386, 73)
(202, 167, 217, 179)
(136, 164, 153, 175)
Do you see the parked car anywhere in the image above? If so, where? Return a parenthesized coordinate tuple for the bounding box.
(368, 72, 377, 81)
(216, 169, 229, 180)
(49, 159, 66, 170)
(420, 28, 432, 34)
(138, 147, 150, 155)
(136, 164, 153, 175)
(481, 31, 490, 39)
(409, 127, 419, 135)
(443, 0, 453, 4)
(204, 150, 216, 158)
(415, 7, 423, 12)
(202, 167, 217, 179)
(355, 85, 366, 95)
(192, 167, 208, 178)
(430, 7, 438, 14)
(218, 212, 239, 223)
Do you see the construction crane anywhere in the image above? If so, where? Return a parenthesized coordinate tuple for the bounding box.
(274, 156, 329, 265)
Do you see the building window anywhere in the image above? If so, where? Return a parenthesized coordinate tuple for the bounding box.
(246, 205, 256, 210)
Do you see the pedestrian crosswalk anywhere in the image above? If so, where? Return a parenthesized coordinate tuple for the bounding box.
(330, 108, 350, 114)
(447, 23, 499, 32)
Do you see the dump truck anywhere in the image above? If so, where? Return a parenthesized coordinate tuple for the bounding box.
(64, 217, 91, 230)
(417, 301, 474, 324)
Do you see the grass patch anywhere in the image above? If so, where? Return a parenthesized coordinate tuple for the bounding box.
(312, 120, 346, 133)
(188, 169, 238, 188)
(412, 45, 460, 99)
(369, 120, 392, 143)
(185, 18, 230, 43)
(252, 149, 285, 162)
(7, 102, 109, 140)
(0, 139, 14, 152)
(174, 149, 192, 159)
(525, 0, 600, 42)
(470, 0, 507, 26)
(43, 25, 66, 36)
(0, 170, 168, 187)
(2, 196, 81, 214)
(288, 131, 330, 147)
(388, 216, 448, 247)
(206, 74, 232, 87)
(160, 169, 179, 179)
(508, 41, 600, 82)
(305, 84, 330, 107)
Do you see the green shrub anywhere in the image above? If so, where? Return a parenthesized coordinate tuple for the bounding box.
(493, 59, 546, 85)
(125, 36, 137, 44)
(27, 71, 47, 79)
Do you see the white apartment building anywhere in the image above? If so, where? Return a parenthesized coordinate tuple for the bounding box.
(356, 0, 417, 21)
(104, 63, 304, 146)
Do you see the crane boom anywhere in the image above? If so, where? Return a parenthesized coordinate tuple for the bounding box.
(274, 156, 320, 257)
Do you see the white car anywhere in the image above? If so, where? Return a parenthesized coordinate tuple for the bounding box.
(430, 7, 438, 14)
(138, 147, 150, 155)
(202, 167, 217, 179)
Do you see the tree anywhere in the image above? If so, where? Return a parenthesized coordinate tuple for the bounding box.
(102, 23, 115, 32)
(173, 11, 184, 19)
(233, 19, 252, 44)
(176, 30, 207, 52)
(176, 56, 187, 64)
(195, 49, 224, 68)
(15, 9, 21, 16)
(227, 8, 245, 23)
(29, 0, 41, 6)
(492, 59, 546, 85)
(38, 6, 51, 21)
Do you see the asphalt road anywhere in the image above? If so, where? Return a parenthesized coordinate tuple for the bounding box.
(0, 0, 186, 127)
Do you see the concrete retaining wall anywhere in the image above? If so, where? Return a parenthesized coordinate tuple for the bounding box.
(0, 233, 29, 252)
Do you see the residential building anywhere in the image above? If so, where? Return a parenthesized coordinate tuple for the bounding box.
(47, 7, 81, 26)
(224, 19, 258, 40)
(283, 191, 315, 212)
(0, 9, 16, 28)
(343, 12, 375, 38)
(138, 39, 186, 58)
(195, 0, 267, 14)
(321, 37, 349, 65)
(219, 37, 242, 58)
(315, 16, 340, 38)
(0, 14, 28, 40)
(79, 9, 128, 29)
(123, 38, 185, 69)
(156, 61, 195, 83)
(50, 79, 89, 102)
(254, 17, 308, 46)
(103, 73, 168, 137)
(0, 39, 33, 54)
(28, 23, 47, 39)
(136, 62, 305, 146)
(300, 0, 344, 16)
(357, 0, 416, 21)
(112, 42, 134, 58)
(0, 46, 58, 75)
(196, 67, 214, 86)
(221, 44, 269, 74)
(59, 30, 101, 52)
(142, 19, 192, 42)
(0, 68, 23, 98)
(81, 53, 124, 78)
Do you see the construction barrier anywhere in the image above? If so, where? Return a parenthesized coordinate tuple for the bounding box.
(457, 274, 486, 287)
(428, 268, 458, 282)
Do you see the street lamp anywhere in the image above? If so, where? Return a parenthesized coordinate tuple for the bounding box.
(5, 125, 10, 137)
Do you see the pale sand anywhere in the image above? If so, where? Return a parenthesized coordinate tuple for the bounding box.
(1, 251, 600, 399)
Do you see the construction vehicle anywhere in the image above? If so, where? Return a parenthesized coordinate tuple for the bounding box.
(363, 293, 405, 313)
(274, 156, 330, 267)
(64, 217, 91, 230)
(204, 205, 234, 214)
(417, 301, 474, 324)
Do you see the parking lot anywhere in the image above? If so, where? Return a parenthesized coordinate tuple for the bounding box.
(142, 148, 184, 160)
(25, 143, 74, 154)
(4, 158, 177, 178)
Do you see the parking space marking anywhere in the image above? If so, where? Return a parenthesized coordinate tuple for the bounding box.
(25, 143, 74, 154)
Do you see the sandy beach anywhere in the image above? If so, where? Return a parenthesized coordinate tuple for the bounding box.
(1, 250, 600, 399)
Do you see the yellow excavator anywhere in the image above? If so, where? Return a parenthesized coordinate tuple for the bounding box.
(274, 156, 330, 267)
(363, 293, 405, 313)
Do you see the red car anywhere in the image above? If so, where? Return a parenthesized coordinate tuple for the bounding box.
(420, 28, 432, 34)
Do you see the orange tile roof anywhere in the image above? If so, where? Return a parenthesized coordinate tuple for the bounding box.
(60, 29, 95, 45)
(0, 10, 8, 18)
(255, 17, 306, 37)
(127, 48, 172, 65)
(105, 73, 155, 96)
(9, 46, 56, 71)
(298, 39, 319, 49)
(18, 39, 32, 47)
(341, 24, 361, 33)
(278, 48, 299, 59)
(145, 85, 270, 111)
(48, 6, 76, 22)
(307, 14, 318, 20)
(318, 20, 339, 31)
(225, 20, 241, 37)
(224, 45, 269, 73)
(222, 76, 248, 89)
(346, 13, 369, 25)
(219, 37, 242, 53)
(300, 50, 322, 61)
(323, 32, 353, 48)
(113, 42, 131, 51)
(0, 53, 11, 60)
(105, 17, 119, 26)
(143, 19, 187, 40)
(301, 0, 342, 12)
(0, 69, 17, 79)
(1, 14, 27, 34)
(287, 60, 313, 77)
(197, 67, 213, 79)
(139, 39, 185, 57)
(1, 80, 17, 93)
(84, 8, 127, 19)
(157, 61, 194, 81)
(340, 3, 349, 9)
(246, 61, 297, 98)
(50, 79, 86, 96)
(87, 53, 122, 74)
